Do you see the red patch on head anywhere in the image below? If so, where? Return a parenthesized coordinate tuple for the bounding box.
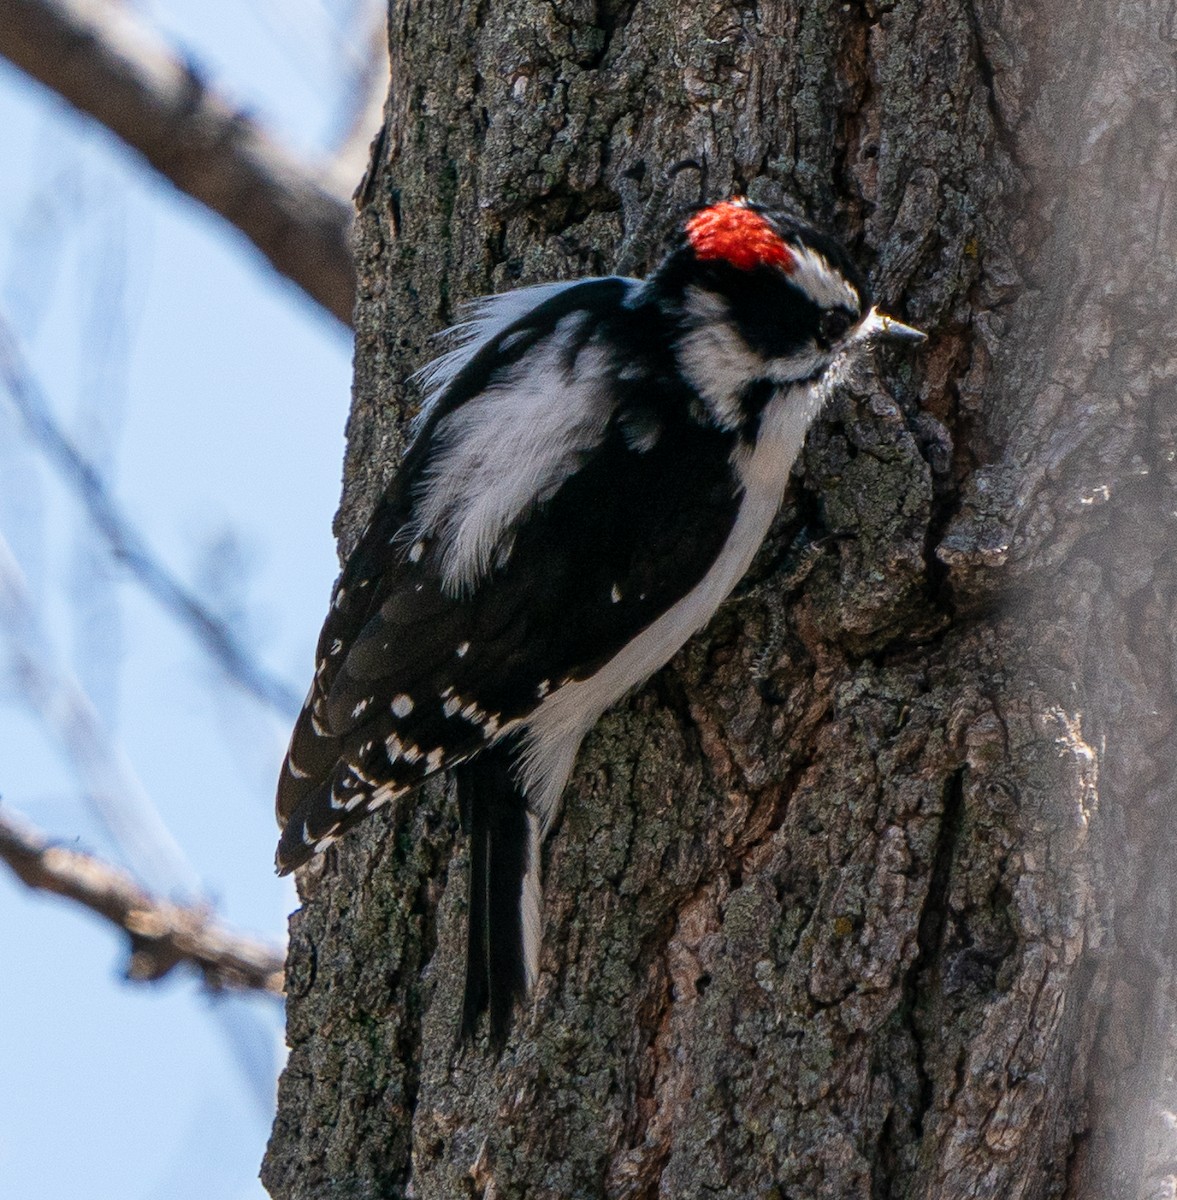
(685, 200, 795, 272)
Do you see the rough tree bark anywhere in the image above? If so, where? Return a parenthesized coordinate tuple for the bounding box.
(263, 1, 1177, 1196)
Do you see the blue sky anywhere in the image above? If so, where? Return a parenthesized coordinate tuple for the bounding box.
(0, 3, 368, 1196)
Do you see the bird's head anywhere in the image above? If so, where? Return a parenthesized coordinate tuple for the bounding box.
(650, 198, 924, 430)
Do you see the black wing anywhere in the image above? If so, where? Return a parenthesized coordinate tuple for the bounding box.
(276, 278, 741, 871)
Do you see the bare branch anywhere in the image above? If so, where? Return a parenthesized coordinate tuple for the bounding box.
(0, 0, 356, 325)
(322, 0, 390, 199)
(0, 530, 201, 895)
(0, 807, 286, 995)
(0, 312, 303, 720)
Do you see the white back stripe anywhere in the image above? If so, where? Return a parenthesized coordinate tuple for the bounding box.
(412, 282, 583, 425)
(410, 316, 619, 594)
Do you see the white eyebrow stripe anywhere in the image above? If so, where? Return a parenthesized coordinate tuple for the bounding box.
(788, 244, 859, 312)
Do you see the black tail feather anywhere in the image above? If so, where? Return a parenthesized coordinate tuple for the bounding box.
(486, 765, 529, 1048)
(459, 771, 489, 1040)
(454, 738, 530, 1049)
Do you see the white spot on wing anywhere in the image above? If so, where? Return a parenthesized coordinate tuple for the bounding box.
(368, 784, 401, 810)
(427, 748, 444, 771)
(456, 641, 470, 658)
(610, 583, 622, 603)
(444, 696, 461, 718)
(409, 540, 425, 562)
(392, 693, 414, 718)
(351, 763, 379, 786)
(305, 821, 339, 852)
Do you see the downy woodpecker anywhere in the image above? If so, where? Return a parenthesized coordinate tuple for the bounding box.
(276, 198, 926, 1045)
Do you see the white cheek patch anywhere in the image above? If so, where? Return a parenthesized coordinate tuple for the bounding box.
(676, 287, 766, 429)
(764, 347, 829, 385)
(788, 244, 860, 313)
(677, 287, 836, 415)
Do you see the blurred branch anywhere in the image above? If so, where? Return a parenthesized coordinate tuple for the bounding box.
(0, 312, 303, 720)
(0, 808, 286, 995)
(0, 532, 285, 1098)
(0, 0, 356, 325)
(322, 0, 389, 199)
(0, 529, 201, 894)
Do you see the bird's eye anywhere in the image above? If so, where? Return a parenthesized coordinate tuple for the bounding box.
(819, 309, 853, 344)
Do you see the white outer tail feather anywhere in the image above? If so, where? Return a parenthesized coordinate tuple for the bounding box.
(520, 812, 544, 993)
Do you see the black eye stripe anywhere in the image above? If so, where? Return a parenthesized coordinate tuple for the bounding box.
(819, 309, 853, 342)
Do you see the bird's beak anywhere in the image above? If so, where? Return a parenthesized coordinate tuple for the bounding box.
(858, 306, 927, 344)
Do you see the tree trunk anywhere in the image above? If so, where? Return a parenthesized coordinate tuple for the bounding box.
(262, 1, 1177, 1196)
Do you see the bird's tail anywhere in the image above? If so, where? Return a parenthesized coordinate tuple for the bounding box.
(455, 736, 540, 1049)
